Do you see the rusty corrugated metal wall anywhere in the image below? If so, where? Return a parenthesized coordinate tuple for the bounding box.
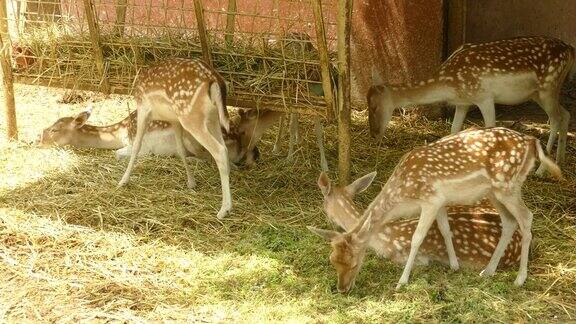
(350, 0, 444, 110)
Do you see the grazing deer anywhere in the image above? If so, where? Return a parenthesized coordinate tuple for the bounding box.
(309, 127, 562, 292)
(310, 172, 522, 276)
(118, 58, 235, 219)
(37, 107, 261, 164)
(368, 36, 575, 169)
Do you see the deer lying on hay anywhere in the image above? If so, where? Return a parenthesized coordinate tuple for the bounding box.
(309, 127, 563, 293)
(310, 172, 522, 272)
(38, 106, 261, 164)
(368, 36, 575, 171)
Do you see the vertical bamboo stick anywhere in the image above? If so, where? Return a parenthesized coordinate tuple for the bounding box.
(0, 0, 17, 140)
(312, 0, 334, 122)
(83, 0, 110, 94)
(337, 0, 352, 184)
(193, 0, 212, 64)
(17, 0, 27, 33)
(114, 0, 128, 36)
(225, 0, 236, 47)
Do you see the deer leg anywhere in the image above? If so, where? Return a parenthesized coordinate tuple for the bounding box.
(556, 104, 570, 165)
(451, 105, 470, 134)
(480, 194, 518, 277)
(396, 204, 440, 290)
(172, 123, 196, 189)
(118, 104, 151, 187)
(436, 207, 459, 270)
(272, 115, 285, 154)
(477, 99, 496, 128)
(533, 93, 560, 155)
(494, 191, 533, 286)
(314, 115, 329, 172)
(533, 93, 562, 175)
(180, 115, 232, 219)
(287, 113, 299, 161)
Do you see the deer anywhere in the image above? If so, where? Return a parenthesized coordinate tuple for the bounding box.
(266, 32, 337, 171)
(308, 127, 563, 293)
(37, 107, 263, 164)
(368, 36, 575, 172)
(310, 172, 522, 272)
(118, 58, 238, 219)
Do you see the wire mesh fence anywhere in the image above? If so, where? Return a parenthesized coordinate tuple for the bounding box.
(4, 0, 340, 117)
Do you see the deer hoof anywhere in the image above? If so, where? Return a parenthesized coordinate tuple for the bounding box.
(118, 178, 129, 188)
(216, 209, 229, 220)
(479, 268, 495, 277)
(450, 261, 460, 271)
(395, 282, 405, 291)
(514, 273, 527, 286)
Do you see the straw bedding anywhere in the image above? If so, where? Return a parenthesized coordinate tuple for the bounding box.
(0, 84, 574, 322)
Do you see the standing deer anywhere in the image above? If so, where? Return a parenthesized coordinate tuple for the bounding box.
(309, 127, 562, 292)
(310, 172, 522, 272)
(368, 36, 575, 169)
(37, 107, 261, 164)
(118, 58, 234, 219)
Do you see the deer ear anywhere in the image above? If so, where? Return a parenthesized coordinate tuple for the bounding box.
(317, 172, 332, 196)
(73, 109, 91, 128)
(345, 171, 376, 196)
(371, 66, 384, 85)
(307, 226, 340, 241)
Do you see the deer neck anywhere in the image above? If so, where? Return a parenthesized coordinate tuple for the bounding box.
(73, 120, 129, 150)
(389, 80, 456, 108)
(328, 195, 364, 230)
(329, 194, 398, 259)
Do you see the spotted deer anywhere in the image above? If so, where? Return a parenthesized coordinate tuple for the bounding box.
(309, 127, 562, 292)
(368, 36, 575, 170)
(37, 107, 261, 164)
(310, 172, 522, 277)
(118, 58, 235, 219)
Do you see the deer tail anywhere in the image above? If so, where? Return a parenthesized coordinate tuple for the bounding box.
(534, 139, 564, 181)
(209, 81, 230, 132)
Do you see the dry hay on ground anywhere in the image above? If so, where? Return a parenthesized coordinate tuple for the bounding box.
(0, 84, 575, 322)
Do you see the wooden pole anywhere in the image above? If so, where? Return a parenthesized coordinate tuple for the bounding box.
(224, 0, 236, 47)
(312, 0, 335, 122)
(0, 0, 17, 140)
(193, 0, 212, 64)
(114, 0, 128, 36)
(83, 0, 110, 94)
(336, 0, 352, 185)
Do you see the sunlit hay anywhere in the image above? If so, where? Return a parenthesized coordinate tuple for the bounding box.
(0, 84, 575, 321)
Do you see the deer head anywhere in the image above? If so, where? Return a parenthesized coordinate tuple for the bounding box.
(308, 212, 373, 293)
(37, 107, 93, 147)
(367, 69, 393, 139)
(317, 171, 377, 229)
